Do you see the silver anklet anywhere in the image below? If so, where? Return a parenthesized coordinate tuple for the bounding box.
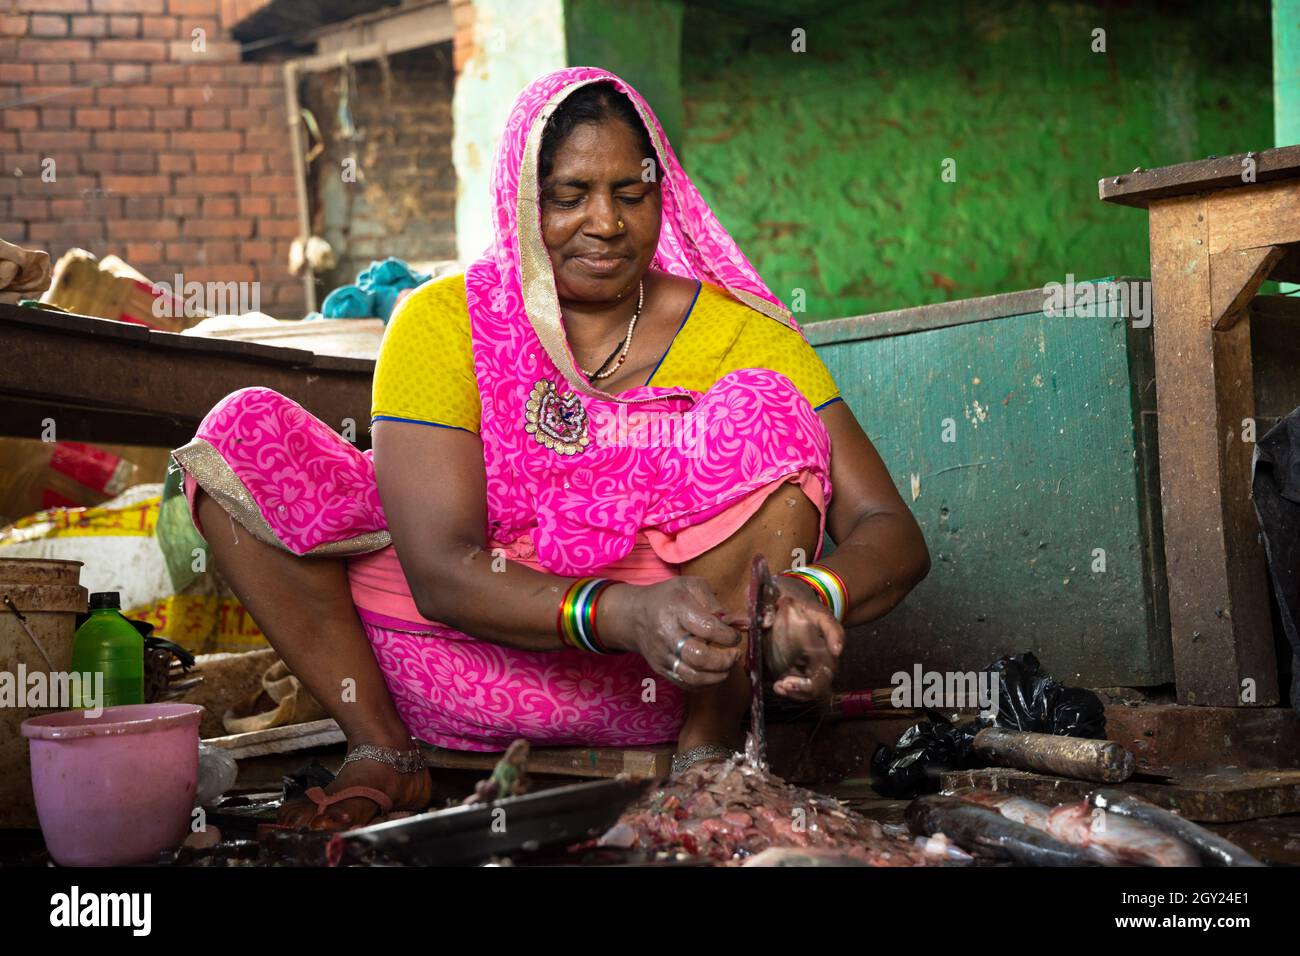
(672, 744, 735, 774)
(340, 739, 426, 775)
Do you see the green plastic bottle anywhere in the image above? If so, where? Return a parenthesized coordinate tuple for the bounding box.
(70, 592, 144, 710)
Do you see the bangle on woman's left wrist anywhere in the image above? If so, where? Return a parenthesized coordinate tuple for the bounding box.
(780, 563, 848, 622)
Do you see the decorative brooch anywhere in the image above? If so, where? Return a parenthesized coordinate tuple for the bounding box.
(524, 379, 590, 456)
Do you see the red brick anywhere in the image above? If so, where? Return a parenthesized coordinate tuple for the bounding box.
(165, 239, 201, 259)
(48, 197, 89, 216)
(0, 132, 17, 150)
(76, 151, 117, 173)
(246, 87, 283, 109)
(231, 153, 264, 174)
(193, 153, 230, 173)
(107, 218, 178, 239)
(203, 196, 235, 216)
(197, 238, 238, 262)
(6, 110, 39, 130)
(242, 130, 282, 151)
(70, 14, 107, 36)
(153, 107, 185, 127)
(139, 15, 178, 38)
(97, 85, 168, 106)
(0, 14, 29, 36)
(36, 63, 72, 82)
(249, 174, 293, 195)
(22, 130, 91, 151)
(226, 107, 264, 128)
(240, 239, 272, 259)
(189, 218, 251, 238)
(72, 62, 109, 81)
(175, 174, 243, 194)
(0, 63, 37, 82)
(93, 130, 168, 149)
(118, 153, 154, 173)
(102, 174, 168, 194)
(41, 107, 72, 128)
(123, 195, 161, 216)
(178, 263, 256, 283)
(15, 1, 89, 12)
(256, 217, 297, 238)
(91, 0, 162, 13)
(107, 14, 139, 36)
(169, 0, 219, 15)
(163, 197, 199, 216)
(125, 241, 163, 264)
(186, 63, 224, 83)
(271, 194, 297, 216)
(237, 194, 270, 216)
(170, 130, 239, 150)
(171, 85, 242, 107)
(157, 153, 192, 173)
(112, 108, 152, 128)
(29, 14, 69, 36)
(11, 198, 49, 218)
(96, 38, 166, 60)
(189, 108, 226, 129)
(22, 83, 95, 105)
(74, 107, 112, 128)
(24, 39, 92, 60)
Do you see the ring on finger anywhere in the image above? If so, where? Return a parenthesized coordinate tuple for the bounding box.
(671, 657, 682, 681)
(675, 635, 690, 658)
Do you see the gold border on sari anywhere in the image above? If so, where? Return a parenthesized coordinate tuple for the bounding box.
(171, 437, 392, 557)
(515, 77, 800, 406)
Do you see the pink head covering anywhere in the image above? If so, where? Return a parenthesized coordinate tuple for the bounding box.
(469, 66, 801, 404)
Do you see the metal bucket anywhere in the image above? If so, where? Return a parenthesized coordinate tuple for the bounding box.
(0, 557, 87, 828)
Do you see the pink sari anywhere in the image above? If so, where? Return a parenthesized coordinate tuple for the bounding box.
(172, 68, 833, 751)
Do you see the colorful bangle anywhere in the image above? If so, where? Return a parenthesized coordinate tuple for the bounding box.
(557, 577, 619, 654)
(781, 564, 848, 622)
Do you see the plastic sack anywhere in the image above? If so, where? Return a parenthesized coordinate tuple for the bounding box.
(871, 652, 1106, 797)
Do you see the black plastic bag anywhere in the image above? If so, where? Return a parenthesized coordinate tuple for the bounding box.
(871, 652, 1107, 797)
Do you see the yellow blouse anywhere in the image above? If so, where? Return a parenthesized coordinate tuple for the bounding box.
(371, 273, 841, 434)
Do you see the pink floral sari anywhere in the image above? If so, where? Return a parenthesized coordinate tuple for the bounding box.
(172, 68, 833, 751)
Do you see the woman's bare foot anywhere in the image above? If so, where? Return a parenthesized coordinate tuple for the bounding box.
(279, 749, 434, 831)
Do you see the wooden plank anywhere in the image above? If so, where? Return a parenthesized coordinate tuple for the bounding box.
(1104, 702, 1300, 772)
(1099, 145, 1300, 209)
(940, 766, 1300, 823)
(420, 744, 673, 780)
(205, 718, 345, 760)
(1146, 196, 1277, 706)
(805, 285, 1058, 346)
(1208, 246, 1286, 331)
(1206, 179, 1300, 255)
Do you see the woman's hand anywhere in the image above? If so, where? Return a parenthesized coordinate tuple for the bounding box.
(761, 576, 844, 701)
(599, 579, 743, 688)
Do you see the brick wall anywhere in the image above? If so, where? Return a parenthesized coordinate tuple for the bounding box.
(0, 0, 303, 317)
(303, 44, 457, 289)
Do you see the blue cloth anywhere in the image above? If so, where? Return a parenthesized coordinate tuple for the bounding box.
(321, 257, 431, 323)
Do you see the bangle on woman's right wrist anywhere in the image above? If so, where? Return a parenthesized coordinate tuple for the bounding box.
(557, 577, 620, 654)
(780, 563, 847, 622)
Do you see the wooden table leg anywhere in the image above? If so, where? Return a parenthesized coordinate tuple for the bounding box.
(1147, 195, 1279, 707)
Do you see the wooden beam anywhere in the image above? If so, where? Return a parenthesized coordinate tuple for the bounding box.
(1099, 145, 1300, 208)
(1147, 195, 1278, 706)
(1206, 179, 1300, 255)
(1209, 246, 1287, 331)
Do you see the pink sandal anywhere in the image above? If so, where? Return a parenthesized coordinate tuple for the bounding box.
(295, 739, 428, 830)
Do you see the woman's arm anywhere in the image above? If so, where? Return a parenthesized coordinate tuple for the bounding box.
(371, 419, 742, 683)
(809, 401, 930, 626)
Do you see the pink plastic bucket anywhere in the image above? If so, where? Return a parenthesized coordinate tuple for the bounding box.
(22, 703, 202, 866)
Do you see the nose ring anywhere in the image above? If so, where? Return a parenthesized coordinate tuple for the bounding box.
(617, 219, 625, 231)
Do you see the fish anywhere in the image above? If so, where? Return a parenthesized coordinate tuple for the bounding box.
(947, 787, 1053, 830)
(1045, 803, 1199, 867)
(906, 794, 1099, 866)
(606, 757, 940, 866)
(1088, 789, 1263, 867)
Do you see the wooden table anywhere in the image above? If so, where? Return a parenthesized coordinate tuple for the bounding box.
(0, 303, 375, 450)
(1100, 144, 1300, 707)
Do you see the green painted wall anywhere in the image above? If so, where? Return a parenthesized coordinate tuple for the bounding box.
(1278, 0, 1300, 144)
(668, 0, 1274, 319)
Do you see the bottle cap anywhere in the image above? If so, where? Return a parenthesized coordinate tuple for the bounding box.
(88, 592, 121, 610)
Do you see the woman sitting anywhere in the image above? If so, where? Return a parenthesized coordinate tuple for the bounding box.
(171, 67, 929, 830)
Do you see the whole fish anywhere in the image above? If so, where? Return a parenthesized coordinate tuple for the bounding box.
(947, 788, 1053, 830)
(1046, 803, 1199, 866)
(906, 795, 1099, 866)
(1088, 789, 1263, 867)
